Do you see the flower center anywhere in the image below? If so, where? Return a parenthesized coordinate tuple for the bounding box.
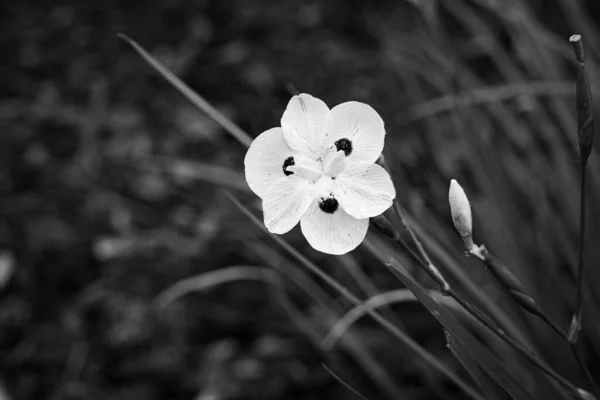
(284, 155, 323, 181)
(284, 147, 347, 183)
(322, 149, 346, 178)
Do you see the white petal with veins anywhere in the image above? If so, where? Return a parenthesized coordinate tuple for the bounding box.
(335, 163, 395, 219)
(281, 94, 334, 159)
(244, 127, 295, 199)
(300, 200, 368, 255)
(331, 101, 385, 166)
(262, 176, 315, 234)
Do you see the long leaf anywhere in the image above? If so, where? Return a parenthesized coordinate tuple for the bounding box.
(226, 191, 486, 400)
(363, 237, 536, 400)
(446, 331, 510, 400)
(118, 34, 253, 148)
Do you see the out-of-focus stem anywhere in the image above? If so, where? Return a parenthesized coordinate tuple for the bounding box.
(568, 33, 594, 345)
(470, 245, 598, 398)
(370, 204, 593, 398)
(378, 157, 451, 294)
(570, 167, 587, 344)
(394, 238, 593, 399)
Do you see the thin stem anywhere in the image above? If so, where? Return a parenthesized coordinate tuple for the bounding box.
(378, 158, 591, 398)
(473, 245, 599, 396)
(392, 198, 436, 268)
(539, 310, 598, 394)
(536, 309, 569, 341)
(473, 247, 598, 396)
(380, 158, 433, 265)
(571, 166, 587, 343)
(389, 235, 591, 399)
(227, 192, 485, 400)
(571, 343, 599, 397)
(448, 292, 587, 399)
(380, 159, 450, 293)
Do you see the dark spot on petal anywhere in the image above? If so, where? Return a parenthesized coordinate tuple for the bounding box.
(319, 195, 338, 214)
(282, 156, 295, 176)
(334, 138, 353, 156)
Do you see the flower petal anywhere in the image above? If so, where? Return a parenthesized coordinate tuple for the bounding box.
(281, 93, 334, 159)
(300, 200, 368, 255)
(263, 176, 314, 234)
(335, 163, 395, 219)
(244, 127, 295, 199)
(331, 101, 385, 166)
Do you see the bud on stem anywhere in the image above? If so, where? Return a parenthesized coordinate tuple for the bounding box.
(570, 34, 595, 167)
(448, 179, 475, 251)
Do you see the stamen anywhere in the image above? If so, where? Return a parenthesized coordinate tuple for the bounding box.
(319, 195, 339, 214)
(282, 156, 295, 176)
(334, 138, 353, 156)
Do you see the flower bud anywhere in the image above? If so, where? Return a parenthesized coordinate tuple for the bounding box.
(449, 179, 474, 250)
(570, 34, 595, 167)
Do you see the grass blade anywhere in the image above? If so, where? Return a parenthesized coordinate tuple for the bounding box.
(118, 33, 253, 148)
(323, 289, 465, 350)
(226, 191, 486, 400)
(446, 331, 510, 400)
(156, 266, 279, 309)
(369, 245, 537, 400)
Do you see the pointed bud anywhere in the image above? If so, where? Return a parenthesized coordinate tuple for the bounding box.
(371, 214, 400, 241)
(570, 34, 595, 166)
(449, 179, 474, 250)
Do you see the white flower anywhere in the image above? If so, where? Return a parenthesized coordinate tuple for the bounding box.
(244, 93, 396, 255)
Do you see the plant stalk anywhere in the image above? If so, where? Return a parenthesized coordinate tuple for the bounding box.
(570, 166, 587, 344)
(375, 177, 593, 399)
(471, 245, 598, 397)
(392, 235, 592, 399)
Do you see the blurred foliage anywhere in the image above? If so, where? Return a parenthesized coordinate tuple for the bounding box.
(1, 0, 600, 399)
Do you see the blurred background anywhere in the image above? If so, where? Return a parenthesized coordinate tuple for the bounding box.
(2, 0, 600, 399)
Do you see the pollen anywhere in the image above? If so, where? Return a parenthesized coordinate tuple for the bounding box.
(334, 138, 353, 156)
(282, 156, 295, 176)
(318, 195, 339, 214)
